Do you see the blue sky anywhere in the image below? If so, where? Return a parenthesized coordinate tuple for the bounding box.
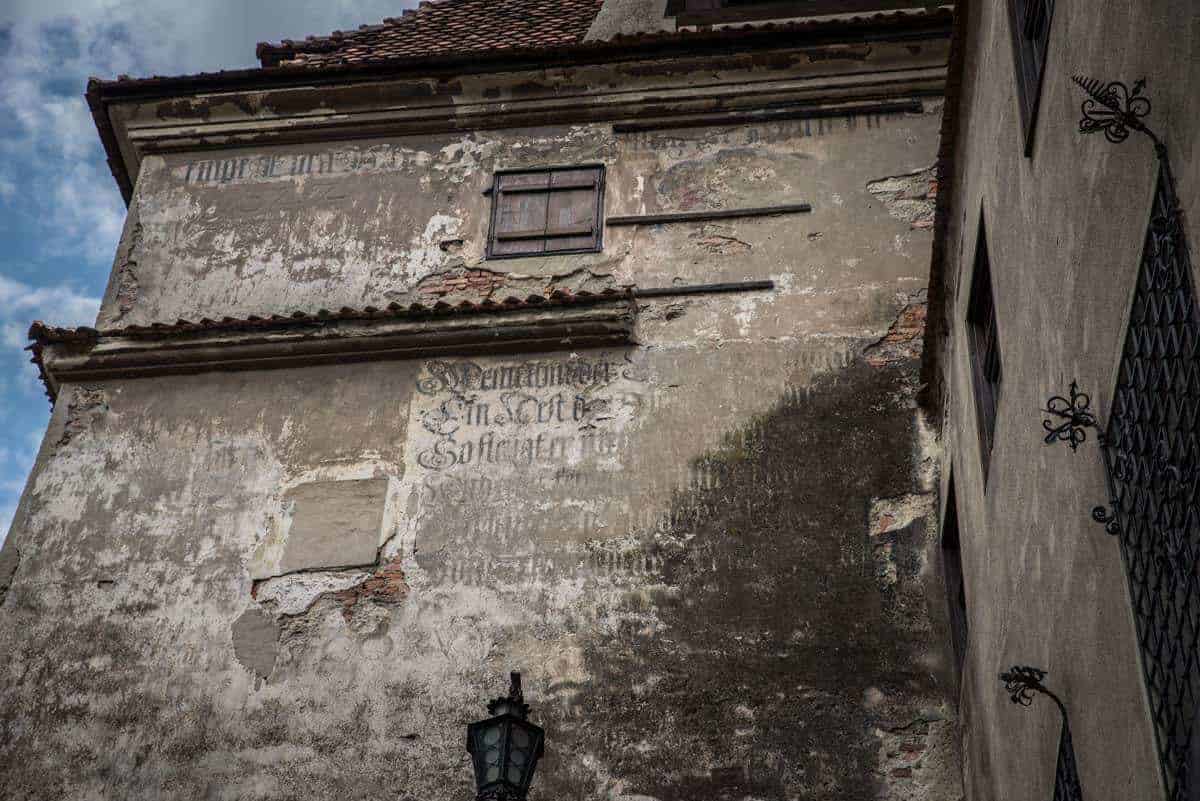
(0, 0, 418, 541)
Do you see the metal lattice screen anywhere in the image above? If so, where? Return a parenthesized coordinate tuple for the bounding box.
(1101, 161, 1200, 800)
(1054, 722, 1085, 801)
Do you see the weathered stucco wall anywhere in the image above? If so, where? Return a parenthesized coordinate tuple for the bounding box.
(3, 46, 959, 801)
(933, 1, 1200, 800)
(100, 104, 942, 331)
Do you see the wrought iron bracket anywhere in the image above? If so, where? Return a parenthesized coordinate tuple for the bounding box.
(1042, 381, 1100, 451)
(1091, 503, 1121, 537)
(1073, 75, 1160, 150)
(999, 665, 1067, 719)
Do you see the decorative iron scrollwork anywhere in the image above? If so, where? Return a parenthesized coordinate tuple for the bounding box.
(1042, 381, 1099, 451)
(1072, 75, 1154, 146)
(998, 665, 1081, 799)
(1091, 504, 1121, 537)
(1000, 665, 1050, 707)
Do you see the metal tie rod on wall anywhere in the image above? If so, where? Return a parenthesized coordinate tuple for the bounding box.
(631, 280, 774, 299)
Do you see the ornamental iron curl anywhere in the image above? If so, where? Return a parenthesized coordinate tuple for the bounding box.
(1072, 75, 1156, 147)
(1091, 504, 1121, 536)
(1042, 381, 1099, 451)
(998, 666, 1081, 800)
(1000, 665, 1051, 707)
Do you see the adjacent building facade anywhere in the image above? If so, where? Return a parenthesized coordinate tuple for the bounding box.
(1, 2, 965, 800)
(927, 1, 1199, 800)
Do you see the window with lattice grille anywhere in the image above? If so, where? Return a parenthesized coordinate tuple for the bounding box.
(967, 218, 1002, 482)
(1053, 722, 1084, 801)
(1007, 0, 1056, 153)
(1100, 163, 1200, 801)
(486, 166, 604, 259)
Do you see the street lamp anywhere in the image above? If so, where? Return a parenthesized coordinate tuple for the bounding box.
(467, 672, 545, 801)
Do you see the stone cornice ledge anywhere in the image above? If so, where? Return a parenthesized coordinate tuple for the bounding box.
(124, 67, 947, 155)
(31, 300, 636, 402)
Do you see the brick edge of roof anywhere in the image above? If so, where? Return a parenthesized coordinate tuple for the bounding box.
(28, 288, 637, 346)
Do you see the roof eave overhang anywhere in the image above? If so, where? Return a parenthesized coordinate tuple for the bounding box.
(30, 295, 638, 403)
(86, 8, 953, 205)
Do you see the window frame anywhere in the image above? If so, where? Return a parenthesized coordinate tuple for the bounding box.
(1006, 0, 1057, 155)
(940, 477, 969, 683)
(485, 165, 606, 260)
(966, 214, 1002, 484)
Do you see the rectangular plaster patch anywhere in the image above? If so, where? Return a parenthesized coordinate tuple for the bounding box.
(251, 478, 394, 579)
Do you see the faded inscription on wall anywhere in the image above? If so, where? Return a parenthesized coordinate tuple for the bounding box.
(401, 351, 661, 585)
(174, 144, 432, 186)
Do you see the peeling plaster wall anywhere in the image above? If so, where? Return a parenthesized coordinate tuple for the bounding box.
(4, 53, 959, 801)
(101, 110, 942, 330)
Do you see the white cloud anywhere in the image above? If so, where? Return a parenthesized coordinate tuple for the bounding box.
(0, 274, 100, 334)
(0, 276, 101, 381)
(0, 501, 14, 545)
(0, 16, 133, 268)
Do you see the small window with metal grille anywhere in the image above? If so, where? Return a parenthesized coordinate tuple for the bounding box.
(966, 218, 1002, 483)
(1007, 0, 1056, 154)
(486, 166, 604, 259)
(1101, 162, 1200, 801)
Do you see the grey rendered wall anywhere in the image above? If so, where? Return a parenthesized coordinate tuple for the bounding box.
(939, 1, 1199, 799)
(1, 78, 962, 800)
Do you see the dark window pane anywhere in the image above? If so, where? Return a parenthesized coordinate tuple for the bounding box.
(1007, 0, 1056, 153)
(941, 481, 968, 681)
(967, 218, 1001, 482)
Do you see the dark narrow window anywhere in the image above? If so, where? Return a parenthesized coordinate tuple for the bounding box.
(487, 166, 604, 259)
(1007, 0, 1056, 154)
(941, 479, 969, 681)
(1053, 721, 1084, 801)
(1100, 163, 1200, 801)
(967, 218, 1001, 482)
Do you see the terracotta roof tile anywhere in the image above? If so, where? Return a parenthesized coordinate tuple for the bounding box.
(27, 288, 633, 346)
(258, 0, 605, 68)
(26, 288, 635, 404)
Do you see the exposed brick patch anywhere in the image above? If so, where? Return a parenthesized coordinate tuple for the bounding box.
(867, 166, 937, 229)
(864, 294, 927, 368)
(417, 267, 510, 298)
(332, 558, 408, 622)
(58, 387, 109, 446)
(873, 712, 942, 794)
(112, 221, 142, 320)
